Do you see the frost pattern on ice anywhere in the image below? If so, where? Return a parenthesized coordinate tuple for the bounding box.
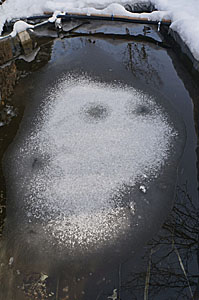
(19, 76, 176, 252)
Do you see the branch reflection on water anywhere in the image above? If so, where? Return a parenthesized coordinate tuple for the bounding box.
(122, 184, 199, 300)
(124, 42, 162, 88)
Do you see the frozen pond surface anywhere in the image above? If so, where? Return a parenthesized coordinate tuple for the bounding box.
(0, 22, 198, 300)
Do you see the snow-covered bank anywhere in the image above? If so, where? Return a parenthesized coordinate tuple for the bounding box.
(0, 0, 199, 61)
(153, 0, 199, 62)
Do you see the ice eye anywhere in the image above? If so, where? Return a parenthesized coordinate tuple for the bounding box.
(80, 103, 110, 123)
(135, 105, 150, 116)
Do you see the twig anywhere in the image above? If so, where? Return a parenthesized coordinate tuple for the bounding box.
(144, 249, 152, 300)
(56, 276, 59, 300)
(172, 239, 194, 299)
(96, 290, 102, 300)
(118, 263, 122, 300)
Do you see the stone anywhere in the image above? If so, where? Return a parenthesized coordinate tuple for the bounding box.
(0, 38, 13, 65)
(18, 30, 33, 55)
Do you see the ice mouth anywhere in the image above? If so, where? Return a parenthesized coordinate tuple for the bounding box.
(8, 75, 178, 254)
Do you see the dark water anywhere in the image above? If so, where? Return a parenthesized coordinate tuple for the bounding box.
(0, 22, 198, 300)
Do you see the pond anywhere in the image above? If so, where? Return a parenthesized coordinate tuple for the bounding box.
(0, 21, 198, 300)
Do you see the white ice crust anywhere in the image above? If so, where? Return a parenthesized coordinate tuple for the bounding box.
(0, 0, 199, 61)
(19, 77, 176, 252)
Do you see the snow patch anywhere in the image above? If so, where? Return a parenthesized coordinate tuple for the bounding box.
(139, 185, 147, 193)
(10, 20, 34, 37)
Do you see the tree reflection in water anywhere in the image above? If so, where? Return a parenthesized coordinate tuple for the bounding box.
(122, 183, 199, 300)
(124, 42, 162, 88)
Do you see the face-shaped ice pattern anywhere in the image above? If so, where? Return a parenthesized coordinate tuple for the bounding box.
(13, 76, 177, 253)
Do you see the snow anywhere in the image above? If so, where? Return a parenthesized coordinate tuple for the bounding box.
(0, 0, 199, 60)
(139, 185, 147, 193)
(15, 76, 176, 252)
(48, 10, 61, 23)
(153, 0, 199, 61)
(44, 2, 169, 22)
(10, 20, 34, 37)
(0, 0, 199, 61)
